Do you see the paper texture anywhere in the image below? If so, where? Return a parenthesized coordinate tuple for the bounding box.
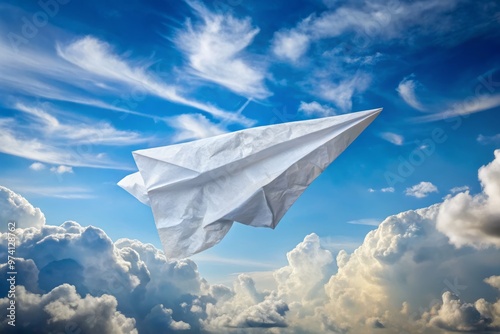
(118, 108, 382, 258)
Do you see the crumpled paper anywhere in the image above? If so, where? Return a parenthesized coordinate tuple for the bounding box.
(118, 108, 382, 258)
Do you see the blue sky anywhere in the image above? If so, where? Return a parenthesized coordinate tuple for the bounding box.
(1, 0, 500, 286)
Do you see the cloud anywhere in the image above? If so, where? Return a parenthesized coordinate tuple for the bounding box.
(174, 1, 270, 99)
(342, 52, 384, 66)
(272, 29, 310, 62)
(15, 103, 147, 146)
(0, 33, 157, 118)
(0, 189, 289, 332)
(319, 236, 364, 254)
(0, 121, 131, 170)
(397, 75, 426, 111)
(143, 304, 190, 332)
(0, 285, 137, 333)
(412, 94, 500, 123)
(405, 181, 438, 198)
(166, 113, 226, 142)
(0, 186, 45, 231)
(0, 102, 148, 170)
(315, 74, 371, 111)
(368, 187, 395, 193)
(0, 17, 256, 127)
(57, 36, 254, 126)
(203, 274, 288, 329)
(380, 132, 404, 146)
(271, 0, 462, 66)
(0, 218, 208, 332)
(0, 181, 94, 199)
(346, 218, 380, 226)
(29, 162, 46, 171)
(485, 275, 500, 290)
(450, 185, 469, 194)
(308, 0, 458, 40)
(50, 165, 73, 174)
(436, 149, 500, 249)
(298, 101, 336, 117)
(422, 291, 499, 332)
(319, 203, 500, 333)
(477, 133, 500, 145)
(274, 233, 333, 302)
(192, 254, 278, 270)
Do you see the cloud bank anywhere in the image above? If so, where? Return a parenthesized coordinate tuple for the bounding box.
(1, 150, 500, 333)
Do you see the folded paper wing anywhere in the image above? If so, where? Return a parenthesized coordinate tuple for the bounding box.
(118, 108, 382, 258)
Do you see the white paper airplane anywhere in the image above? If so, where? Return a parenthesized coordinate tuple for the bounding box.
(118, 108, 382, 258)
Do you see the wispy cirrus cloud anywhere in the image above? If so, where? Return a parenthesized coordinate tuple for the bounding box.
(368, 187, 395, 193)
(0, 180, 94, 199)
(14, 185, 93, 199)
(166, 113, 227, 142)
(411, 94, 500, 123)
(477, 133, 500, 145)
(57, 36, 254, 126)
(272, 29, 310, 63)
(380, 132, 404, 146)
(271, 0, 461, 63)
(0, 102, 146, 169)
(0, 125, 131, 170)
(346, 218, 381, 226)
(314, 73, 371, 112)
(449, 185, 469, 194)
(0, 35, 140, 116)
(174, 1, 270, 99)
(15, 103, 147, 145)
(397, 75, 426, 111)
(0, 27, 255, 127)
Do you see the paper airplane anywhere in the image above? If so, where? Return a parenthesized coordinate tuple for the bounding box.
(118, 108, 382, 258)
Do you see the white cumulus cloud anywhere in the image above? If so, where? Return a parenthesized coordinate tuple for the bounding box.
(50, 165, 73, 174)
(298, 101, 336, 117)
(0, 285, 137, 333)
(29, 162, 46, 171)
(0, 186, 45, 231)
(437, 149, 500, 249)
(405, 181, 438, 198)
